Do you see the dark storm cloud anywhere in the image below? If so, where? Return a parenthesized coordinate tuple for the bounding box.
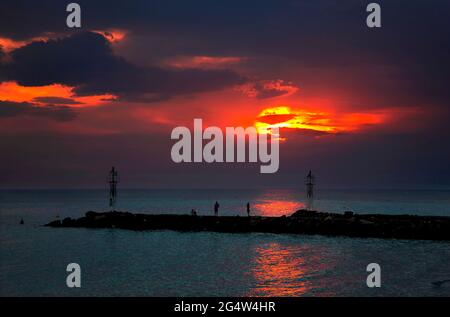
(2, 1, 449, 104)
(0, 48, 6, 80)
(0, 100, 77, 121)
(32, 96, 82, 105)
(1, 32, 125, 86)
(0, 32, 244, 101)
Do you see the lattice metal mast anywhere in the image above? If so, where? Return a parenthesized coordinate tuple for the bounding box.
(306, 170, 315, 211)
(109, 166, 118, 210)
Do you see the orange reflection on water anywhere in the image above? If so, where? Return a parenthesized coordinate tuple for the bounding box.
(248, 243, 337, 297)
(248, 243, 310, 296)
(253, 199, 304, 217)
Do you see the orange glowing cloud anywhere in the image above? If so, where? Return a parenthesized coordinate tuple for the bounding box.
(255, 106, 387, 135)
(163, 55, 245, 69)
(0, 30, 125, 54)
(0, 81, 116, 107)
(92, 29, 127, 43)
(237, 80, 299, 99)
(0, 36, 51, 53)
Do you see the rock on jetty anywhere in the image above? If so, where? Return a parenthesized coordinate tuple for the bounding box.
(45, 210, 450, 241)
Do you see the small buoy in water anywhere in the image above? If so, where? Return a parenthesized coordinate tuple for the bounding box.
(20, 218, 24, 225)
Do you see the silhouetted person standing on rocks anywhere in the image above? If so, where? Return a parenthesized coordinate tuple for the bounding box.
(246, 202, 250, 217)
(214, 201, 220, 216)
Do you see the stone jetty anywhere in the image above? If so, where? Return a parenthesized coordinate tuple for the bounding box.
(45, 210, 450, 241)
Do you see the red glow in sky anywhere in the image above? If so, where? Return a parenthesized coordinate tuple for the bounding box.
(0, 81, 116, 107)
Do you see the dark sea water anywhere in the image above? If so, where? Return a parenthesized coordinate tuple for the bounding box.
(1, 189, 450, 296)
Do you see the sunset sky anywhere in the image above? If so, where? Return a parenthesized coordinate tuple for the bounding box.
(1, 0, 449, 188)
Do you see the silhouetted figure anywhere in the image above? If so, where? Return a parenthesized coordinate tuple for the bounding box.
(191, 209, 197, 216)
(19, 218, 24, 225)
(214, 201, 220, 216)
(246, 202, 250, 217)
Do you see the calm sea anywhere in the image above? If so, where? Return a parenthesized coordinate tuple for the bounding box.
(1, 188, 449, 296)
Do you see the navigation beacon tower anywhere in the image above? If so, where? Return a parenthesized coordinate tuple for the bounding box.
(305, 170, 315, 211)
(108, 166, 119, 210)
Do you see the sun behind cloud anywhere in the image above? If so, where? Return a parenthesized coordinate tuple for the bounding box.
(254, 106, 387, 136)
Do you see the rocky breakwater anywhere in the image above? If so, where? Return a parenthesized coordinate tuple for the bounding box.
(45, 210, 450, 241)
